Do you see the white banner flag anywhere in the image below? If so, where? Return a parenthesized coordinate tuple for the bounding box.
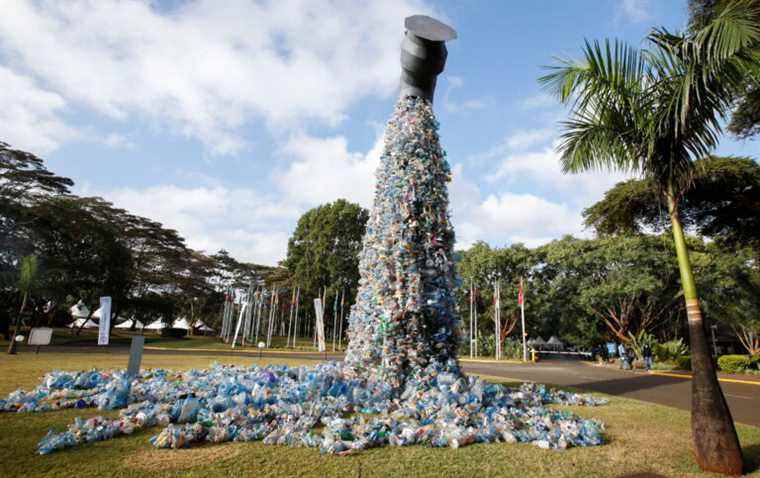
(98, 296, 112, 346)
(313, 298, 326, 352)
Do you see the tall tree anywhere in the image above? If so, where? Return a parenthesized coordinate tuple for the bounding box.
(0, 142, 73, 284)
(540, 3, 760, 472)
(284, 199, 368, 301)
(543, 236, 681, 343)
(698, 245, 760, 355)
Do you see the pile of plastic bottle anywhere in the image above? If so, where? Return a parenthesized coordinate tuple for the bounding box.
(0, 361, 606, 455)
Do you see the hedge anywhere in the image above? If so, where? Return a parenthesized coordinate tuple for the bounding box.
(717, 355, 752, 373)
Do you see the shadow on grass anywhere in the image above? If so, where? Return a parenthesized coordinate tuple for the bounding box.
(744, 442, 760, 474)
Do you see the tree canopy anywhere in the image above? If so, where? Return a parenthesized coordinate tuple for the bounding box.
(0, 143, 272, 335)
(583, 156, 760, 247)
(284, 199, 368, 301)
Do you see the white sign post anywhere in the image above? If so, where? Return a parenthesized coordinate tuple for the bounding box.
(313, 298, 326, 353)
(98, 296, 112, 346)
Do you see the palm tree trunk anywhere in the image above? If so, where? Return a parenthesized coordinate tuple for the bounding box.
(7, 292, 27, 355)
(667, 189, 743, 475)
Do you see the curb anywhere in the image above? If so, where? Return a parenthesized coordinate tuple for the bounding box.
(583, 361, 760, 386)
(648, 370, 760, 386)
(460, 358, 527, 365)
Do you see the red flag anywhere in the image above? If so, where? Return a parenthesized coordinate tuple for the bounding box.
(517, 279, 524, 306)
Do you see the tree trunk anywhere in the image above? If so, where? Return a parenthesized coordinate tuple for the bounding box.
(667, 189, 743, 475)
(7, 292, 27, 354)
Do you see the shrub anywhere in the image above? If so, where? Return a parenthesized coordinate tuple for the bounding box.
(628, 330, 657, 359)
(718, 355, 752, 373)
(502, 338, 523, 360)
(160, 327, 187, 338)
(655, 339, 689, 362)
(673, 355, 691, 371)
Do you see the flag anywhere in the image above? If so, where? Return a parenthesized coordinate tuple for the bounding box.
(517, 279, 524, 306)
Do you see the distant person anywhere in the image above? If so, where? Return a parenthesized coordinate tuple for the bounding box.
(618, 342, 630, 370)
(642, 343, 653, 371)
(606, 342, 616, 364)
(597, 344, 608, 363)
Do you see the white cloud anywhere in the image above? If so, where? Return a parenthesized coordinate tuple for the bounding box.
(618, 0, 651, 23)
(486, 141, 629, 206)
(103, 184, 299, 265)
(0, 0, 434, 155)
(99, 133, 134, 150)
(442, 76, 487, 113)
(276, 133, 384, 209)
(504, 128, 555, 150)
(0, 66, 80, 155)
(457, 193, 586, 249)
(520, 93, 555, 110)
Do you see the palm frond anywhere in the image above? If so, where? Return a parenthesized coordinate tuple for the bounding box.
(692, 0, 760, 63)
(557, 110, 640, 175)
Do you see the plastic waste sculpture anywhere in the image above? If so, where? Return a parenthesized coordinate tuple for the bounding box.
(344, 15, 460, 389)
(1, 15, 609, 456)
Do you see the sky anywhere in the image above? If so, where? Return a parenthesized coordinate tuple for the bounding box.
(2, 0, 758, 266)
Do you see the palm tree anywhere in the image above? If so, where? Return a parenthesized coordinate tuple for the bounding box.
(539, 2, 759, 475)
(7, 255, 40, 354)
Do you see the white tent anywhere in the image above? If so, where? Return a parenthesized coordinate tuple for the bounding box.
(69, 300, 90, 319)
(173, 317, 191, 330)
(92, 307, 126, 322)
(144, 318, 168, 331)
(547, 336, 564, 350)
(68, 318, 98, 329)
(194, 320, 214, 333)
(115, 318, 144, 329)
(527, 337, 546, 347)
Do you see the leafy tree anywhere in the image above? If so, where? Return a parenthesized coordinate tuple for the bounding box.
(284, 199, 368, 302)
(0, 142, 73, 286)
(698, 245, 760, 354)
(541, 236, 680, 343)
(20, 196, 133, 333)
(584, 156, 760, 247)
(0, 142, 274, 335)
(457, 242, 535, 346)
(540, 4, 760, 471)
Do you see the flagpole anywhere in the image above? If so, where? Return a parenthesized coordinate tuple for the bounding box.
(520, 277, 527, 362)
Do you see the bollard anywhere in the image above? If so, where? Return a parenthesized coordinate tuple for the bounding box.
(127, 336, 145, 378)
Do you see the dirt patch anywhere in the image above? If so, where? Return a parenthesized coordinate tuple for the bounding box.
(123, 443, 243, 471)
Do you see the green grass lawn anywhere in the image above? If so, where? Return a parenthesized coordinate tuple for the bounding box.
(0, 352, 759, 478)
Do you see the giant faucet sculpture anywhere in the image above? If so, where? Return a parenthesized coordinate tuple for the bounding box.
(343, 15, 461, 389)
(12, 16, 608, 457)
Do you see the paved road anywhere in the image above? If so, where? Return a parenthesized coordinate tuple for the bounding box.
(24, 345, 759, 426)
(462, 360, 760, 427)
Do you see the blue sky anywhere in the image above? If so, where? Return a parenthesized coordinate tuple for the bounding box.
(2, 0, 758, 265)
